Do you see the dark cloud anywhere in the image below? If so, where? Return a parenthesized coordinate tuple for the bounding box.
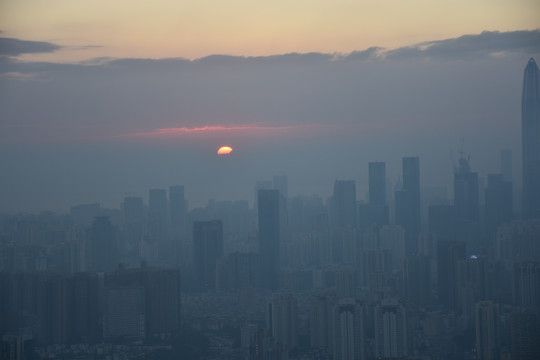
(386, 30, 540, 60)
(0, 37, 61, 56)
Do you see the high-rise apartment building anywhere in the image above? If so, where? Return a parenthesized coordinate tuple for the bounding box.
(267, 293, 298, 350)
(333, 299, 365, 360)
(374, 299, 407, 358)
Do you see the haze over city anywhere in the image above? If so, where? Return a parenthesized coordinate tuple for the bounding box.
(1, 1, 539, 212)
(1, 1, 540, 359)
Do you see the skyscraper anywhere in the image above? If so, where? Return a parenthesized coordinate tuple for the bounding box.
(148, 188, 168, 241)
(359, 162, 389, 229)
(484, 174, 512, 242)
(169, 185, 186, 263)
(521, 58, 540, 219)
(395, 157, 420, 256)
(169, 185, 186, 238)
(193, 220, 223, 290)
(454, 156, 480, 253)
(258, 189, 281, 290)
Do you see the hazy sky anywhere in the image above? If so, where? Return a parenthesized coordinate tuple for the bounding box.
(1, 0, 539, 61)
(0, 1, 539, 212)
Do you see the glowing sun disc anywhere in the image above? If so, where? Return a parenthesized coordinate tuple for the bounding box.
(217, 146, 233, 155)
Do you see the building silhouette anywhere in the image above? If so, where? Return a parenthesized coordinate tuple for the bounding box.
(148, 189, 167, 245)
(258, 189, 281, 290)
(437, 240, 465, 310)
(169, 185, 186, 263)
(521, 58, 540, 219)
(484, 174, 512, 243)
(374, 299, 407, 358)
(359, 162, 389, 229)
(267, 293, 298, 351)
(454, 156, 480, 253)
(395, 157, 420, 256)
(333, 299, 365, 360)
(475, 301, 500, 360)
(193, 220, 223, 290)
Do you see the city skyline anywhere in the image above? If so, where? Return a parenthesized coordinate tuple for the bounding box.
(2, 3, 540, 358)
(1, 30, 540, 212)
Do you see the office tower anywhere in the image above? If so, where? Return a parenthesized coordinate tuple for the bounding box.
(475, 301, 500, 360)
(358, 162, 389, 229)
(103, 286, 145, 339)
(454, 156, 481, 253)
(254, 180, 273, 210)
(258, 189, 281, 290)
(484, 174, 512, 242)
(333, 299, 365, 360)
(88, 216, 117, 272)
(310, 293, 337, 352)
(437, 240, 465, 310)
(395, 157, 421, 256)
(374, 299, 407, 358)
(267, 293, 298, 350)
(404, 255, 431, 307)
(169, 185, 186, 263)
(501, 149, 512, 182)
(369, 162, 386, 205)
(273, 176, 289, 265)
(193, 220, 223, 290)
(521, 58, 540, 219)
(332, 180, 357, 228)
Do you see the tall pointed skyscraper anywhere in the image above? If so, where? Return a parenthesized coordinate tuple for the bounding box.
(522, 58, 540, 219)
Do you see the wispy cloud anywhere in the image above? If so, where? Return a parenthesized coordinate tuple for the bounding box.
(124, 124, 301, 138)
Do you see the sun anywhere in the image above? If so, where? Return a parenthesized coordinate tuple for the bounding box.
(217, 146, 233, 155)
